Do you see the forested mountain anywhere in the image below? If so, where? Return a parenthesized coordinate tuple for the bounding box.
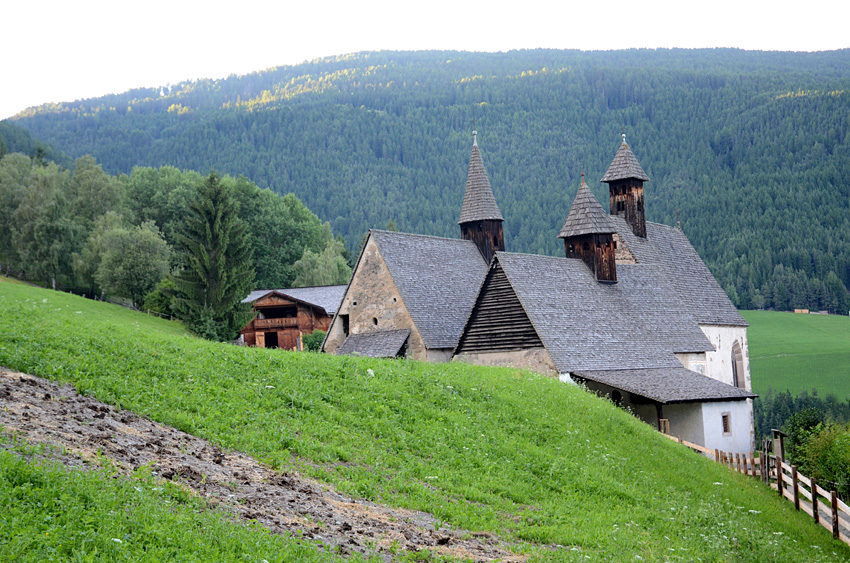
(6, 49, 850, 312)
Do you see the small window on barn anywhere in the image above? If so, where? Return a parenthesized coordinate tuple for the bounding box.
(721, 413, 732, 436)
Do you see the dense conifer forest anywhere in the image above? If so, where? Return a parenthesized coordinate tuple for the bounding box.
(4, 49, 850, 312)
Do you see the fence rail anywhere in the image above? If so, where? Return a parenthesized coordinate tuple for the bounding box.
(663, 433, 849, 546)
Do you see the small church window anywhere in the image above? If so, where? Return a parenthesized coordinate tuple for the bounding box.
(372, 317, 378, 326)
(721, 413, 732, 435)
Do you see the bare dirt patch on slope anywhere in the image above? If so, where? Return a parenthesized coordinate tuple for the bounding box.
(0, 368, 525, 562)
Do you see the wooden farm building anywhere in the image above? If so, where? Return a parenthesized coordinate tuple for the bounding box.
(240, 285, 345, 350)
(323, 133, 757, 454)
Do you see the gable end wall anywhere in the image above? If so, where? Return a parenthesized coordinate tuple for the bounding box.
(323, 237, 428, 359)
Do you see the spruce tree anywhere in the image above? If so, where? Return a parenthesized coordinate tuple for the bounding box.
(171, 170, 255, 341)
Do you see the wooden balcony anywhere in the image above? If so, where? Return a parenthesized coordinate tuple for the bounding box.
(254, 317, 298, 330)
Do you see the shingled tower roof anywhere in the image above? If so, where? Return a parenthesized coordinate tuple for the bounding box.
(559, 175, 616, 238)
(601, 135, 650, 183)
(458, 132, 504, 224)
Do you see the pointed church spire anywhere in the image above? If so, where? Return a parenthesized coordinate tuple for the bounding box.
(560, 174, 617, 282)
(602, 135, 649, 238)
(459, 131, 505, 263)
(459, 132, 503, 224)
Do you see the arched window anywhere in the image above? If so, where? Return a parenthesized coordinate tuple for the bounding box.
(731, 341, 745, 389)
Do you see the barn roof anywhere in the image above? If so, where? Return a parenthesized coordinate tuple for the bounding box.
(371, 230, 488, 349)
(458, 135, 504, 224)
(491, 252, 714, 374)
(336, 329, 410, 358)
(613, 218, 748, 327)
(242, 285, 347, 316)
(558, 178, 616, 238)
(600, 139, 650, 183)
(574, 367, 757, 404)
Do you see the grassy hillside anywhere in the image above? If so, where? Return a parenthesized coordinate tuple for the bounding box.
(1, 278, 848, 562)
(0, 439, 345, 563)
(743, 310, 850, 398)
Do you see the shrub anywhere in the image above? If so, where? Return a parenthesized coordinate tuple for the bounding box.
(802, 424, 850, 498)
(302, 329, 326, 352)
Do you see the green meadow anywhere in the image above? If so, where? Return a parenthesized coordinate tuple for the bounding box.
(743, 310, 850, 398)
(1, 278, 848, 562)
(0, 438, 351, 563)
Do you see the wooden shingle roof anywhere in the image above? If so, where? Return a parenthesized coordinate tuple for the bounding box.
(337, 329, 410, 358)
(574, 368, 756, 404)
(612, 218, 748, 327)
(371, 230, 488, 349)
(558, 178, 616, 238)
(600, 139, 650, 183)
(242, 285, 346, 315)
(492, 252, 714, 373)
(458, 136, 504, 224)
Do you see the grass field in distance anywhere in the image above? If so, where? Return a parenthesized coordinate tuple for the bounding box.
(743, 310, 850, 399)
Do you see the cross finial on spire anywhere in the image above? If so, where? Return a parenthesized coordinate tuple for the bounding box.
(472, 130, 478, 147)
(581, 170, 585, 183)
(622, 132, 627, 146)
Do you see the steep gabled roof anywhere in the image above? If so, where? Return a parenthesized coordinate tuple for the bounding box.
(601, 140, 650, 183)
(458, 136, 504, 224)
(612, 218, 748, 327)
(558, 179, 616, 238)
(337, 329, 410, 358)
(492, 252, 713, 374)
(242, 285, 347, 316)
(371, 230, 488, 349)
(574, 368, 756, 404)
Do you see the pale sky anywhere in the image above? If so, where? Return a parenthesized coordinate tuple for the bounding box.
(2, 0, 848, 120)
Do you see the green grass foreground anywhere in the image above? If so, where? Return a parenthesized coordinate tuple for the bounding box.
(743, 310, 850, 398)
(1, 279, 849, 562)
(0, 438, 353, 563)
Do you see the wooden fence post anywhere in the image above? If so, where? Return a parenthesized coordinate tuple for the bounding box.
(749, 452, 755, 477)
(832, 490, 840, 539)
(812, 479, 819, 524)
(791, 466, 799, 510)
(777, 460, 783, 497)
(715, 448, 720, 463)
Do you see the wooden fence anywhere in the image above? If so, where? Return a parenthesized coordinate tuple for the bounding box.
(663, 433, 850, 545)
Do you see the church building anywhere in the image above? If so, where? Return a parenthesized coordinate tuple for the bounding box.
(323, 133, 756, 454)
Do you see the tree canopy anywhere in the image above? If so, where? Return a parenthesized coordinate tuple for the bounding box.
(6, 49, 848, 313)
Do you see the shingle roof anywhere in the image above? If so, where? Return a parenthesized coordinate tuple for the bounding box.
(337, 329, 410, 358)
(372, 230, 488, 349)
(612, 218, 748, 326)
(242, 285, 347, 316)
(600, 141, 650, 183)
(458, 142, 504, 224)
(574, 368, 757, 404)
(558, 179, 616, 238)
(493, 252, 714, 374)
